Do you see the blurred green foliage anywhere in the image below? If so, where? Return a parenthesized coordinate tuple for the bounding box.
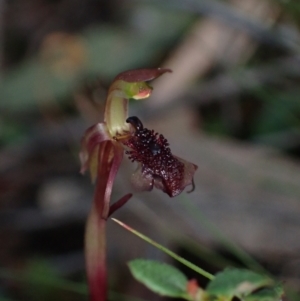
(0, 5, 193, 113)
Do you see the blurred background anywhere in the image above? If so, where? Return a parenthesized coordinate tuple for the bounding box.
(1, 0, 300, 300)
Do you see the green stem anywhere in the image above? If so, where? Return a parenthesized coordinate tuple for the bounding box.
(111, 218, 214, 280)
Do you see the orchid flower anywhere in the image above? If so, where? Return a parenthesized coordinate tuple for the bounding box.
(79, 68, 197, 301)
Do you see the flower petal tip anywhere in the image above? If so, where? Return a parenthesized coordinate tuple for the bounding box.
(114, 68, 172, 83)
(108, 193, 133, 217)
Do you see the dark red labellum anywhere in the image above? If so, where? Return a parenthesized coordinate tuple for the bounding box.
(123, 116, 186, 197)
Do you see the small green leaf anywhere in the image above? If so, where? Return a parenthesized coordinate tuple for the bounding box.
(244, 285, 284, 301)
(128, 259, 189, 298)
(206, 268, 274, 299)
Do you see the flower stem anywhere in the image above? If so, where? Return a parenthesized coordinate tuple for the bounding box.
(85, 205, 107, 301)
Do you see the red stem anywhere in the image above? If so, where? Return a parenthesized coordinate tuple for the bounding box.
(85, 204, 107, 301)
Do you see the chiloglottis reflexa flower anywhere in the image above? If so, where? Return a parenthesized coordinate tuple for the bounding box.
(80, 68, 197, 219)
(79, 68, 197, 301)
